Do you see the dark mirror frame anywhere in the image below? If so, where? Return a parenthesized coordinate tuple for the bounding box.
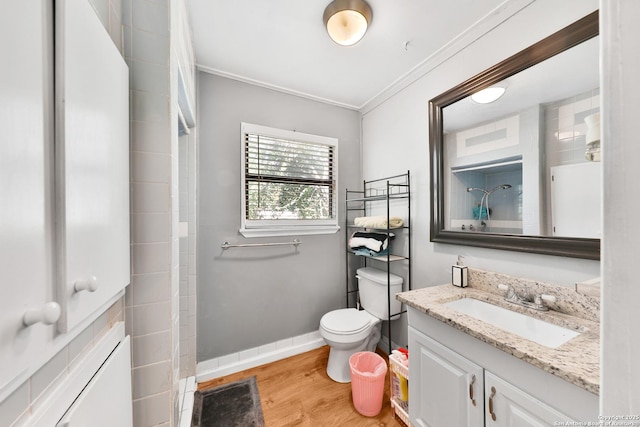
(429, 11, 600, 260)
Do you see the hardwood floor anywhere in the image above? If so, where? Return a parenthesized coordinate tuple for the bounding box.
(198, 346, 407, 426)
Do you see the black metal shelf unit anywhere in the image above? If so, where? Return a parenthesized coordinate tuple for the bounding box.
(345, 171, 411, 355)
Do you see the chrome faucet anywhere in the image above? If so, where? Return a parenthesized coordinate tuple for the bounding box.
(497, 284, 557, 311)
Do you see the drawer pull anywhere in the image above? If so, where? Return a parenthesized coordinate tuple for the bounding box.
(468, 374, 476, 406)
(23, 301, 61, 326)
(488, 386, 497, 421)
(74, 276, 98, 293)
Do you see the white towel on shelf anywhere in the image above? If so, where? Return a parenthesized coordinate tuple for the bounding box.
(348, 232, 394, 252)
(354, 216, 404, 229)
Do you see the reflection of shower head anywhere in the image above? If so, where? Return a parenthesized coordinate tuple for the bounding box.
(487, 184, 512, 194)
(467, 187, 488, 195)
(467, 184, 512, 225)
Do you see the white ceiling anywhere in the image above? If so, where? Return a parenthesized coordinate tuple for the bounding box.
(444, 36, 600, 131)
(187, 0, 509, 110)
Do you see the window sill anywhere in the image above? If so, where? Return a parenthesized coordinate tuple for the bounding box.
(239, 225, 340, 238)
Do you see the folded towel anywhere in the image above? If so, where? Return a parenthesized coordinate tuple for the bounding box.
(352, 247, 389, 257)
(354, 216, 404, 229)
(349, 232, 394, 253)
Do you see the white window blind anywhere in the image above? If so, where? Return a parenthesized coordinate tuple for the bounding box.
(240, 123, 339, 237)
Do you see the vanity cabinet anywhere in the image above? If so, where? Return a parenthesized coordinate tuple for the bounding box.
(407, 305, 598, 426)
(409, 327, 484, 427)
(484, 372, 570, 426)
(409, 327, 573, 426)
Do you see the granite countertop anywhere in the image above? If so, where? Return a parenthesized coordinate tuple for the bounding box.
(397, 280, 600, 394)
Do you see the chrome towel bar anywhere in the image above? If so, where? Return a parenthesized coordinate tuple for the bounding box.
(221, 239, 301, 250)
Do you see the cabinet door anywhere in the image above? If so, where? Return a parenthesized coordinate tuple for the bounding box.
(551, 163, 601, 238)
(409, 327, 484, 427)
(485, 371, 573, 426)
(57, 337, 132, 427)
(0, 0, 56, 397)
(55, 0, 130, 332)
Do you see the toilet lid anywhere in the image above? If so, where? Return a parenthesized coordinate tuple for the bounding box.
(321, 309, 374, 335)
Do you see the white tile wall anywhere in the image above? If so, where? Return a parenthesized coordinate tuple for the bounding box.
(545, 90, 600, 168)
(124, 0, 196, 424)
(131, 0, 168, 34)
(133, 361, 172, 399)
(131, 152, 171, 183)
(132, 243, 171, 274)
(132, 390, 171, 426)
(133, 331, 173, 366)
(177, 376, 196, 427)
(131, 182, 171, 213)
(132, 271, 172, 304)
(178, 131, 197, 378)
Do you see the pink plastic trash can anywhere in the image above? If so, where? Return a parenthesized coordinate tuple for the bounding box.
(349, 351, 388, 417)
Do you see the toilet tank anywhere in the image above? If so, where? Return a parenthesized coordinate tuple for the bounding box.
(356, 267, 403, 319)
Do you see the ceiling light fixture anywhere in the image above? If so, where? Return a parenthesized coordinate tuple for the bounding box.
(471, 86, 506, 104)
(323, 0, 372, 46)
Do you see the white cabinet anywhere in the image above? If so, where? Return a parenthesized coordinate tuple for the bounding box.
(550, 163, 601, 238)
(409, 320, 584, 427)
(55, 0, 130, 332)
(485, 372, 571, 426)
(0, 0, 129, 403)
(0, 0, 57, 398)
(57, 336, 132, 427)
(409, 327, 484, 427)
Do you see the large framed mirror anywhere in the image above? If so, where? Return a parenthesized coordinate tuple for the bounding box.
(429, 11, 600, 260)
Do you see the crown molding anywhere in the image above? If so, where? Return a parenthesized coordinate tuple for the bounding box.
(196, 64, 361, 111)
(359, 0, 536, 115)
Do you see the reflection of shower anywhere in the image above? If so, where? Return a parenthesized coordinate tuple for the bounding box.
(467, 184, 512, 229)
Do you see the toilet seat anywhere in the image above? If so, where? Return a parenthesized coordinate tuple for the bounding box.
(320, 308, 377, 335)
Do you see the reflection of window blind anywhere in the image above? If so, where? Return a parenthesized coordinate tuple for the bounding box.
(244, 132, 335, 221)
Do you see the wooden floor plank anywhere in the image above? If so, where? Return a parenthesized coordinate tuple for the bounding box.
(198, 346, 406, 426)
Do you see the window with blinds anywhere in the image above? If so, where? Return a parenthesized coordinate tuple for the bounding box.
(240, 123, 339, 236)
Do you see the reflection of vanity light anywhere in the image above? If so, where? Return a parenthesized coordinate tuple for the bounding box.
(584, 112, 600, 161)
(471, 86, 506, 104)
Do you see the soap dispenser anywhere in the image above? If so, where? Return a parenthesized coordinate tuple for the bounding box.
(452, 255, 468, 288)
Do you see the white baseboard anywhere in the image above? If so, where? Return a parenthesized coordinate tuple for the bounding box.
(196, 331, 325, 383)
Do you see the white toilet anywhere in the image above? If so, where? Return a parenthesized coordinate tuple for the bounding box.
(319, 267, 403, 383)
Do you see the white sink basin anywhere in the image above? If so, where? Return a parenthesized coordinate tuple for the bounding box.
(444, 298, 580, 348)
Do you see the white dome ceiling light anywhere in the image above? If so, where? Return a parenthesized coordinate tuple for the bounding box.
(471, 86, 506, 104)
(323, 0, 373, 47)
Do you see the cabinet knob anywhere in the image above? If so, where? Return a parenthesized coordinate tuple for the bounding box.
(74, 276, 98, 293)
(23, 301, 61, 327)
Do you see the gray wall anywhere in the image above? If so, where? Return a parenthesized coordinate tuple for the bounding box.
(197, 73, 361, 361)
